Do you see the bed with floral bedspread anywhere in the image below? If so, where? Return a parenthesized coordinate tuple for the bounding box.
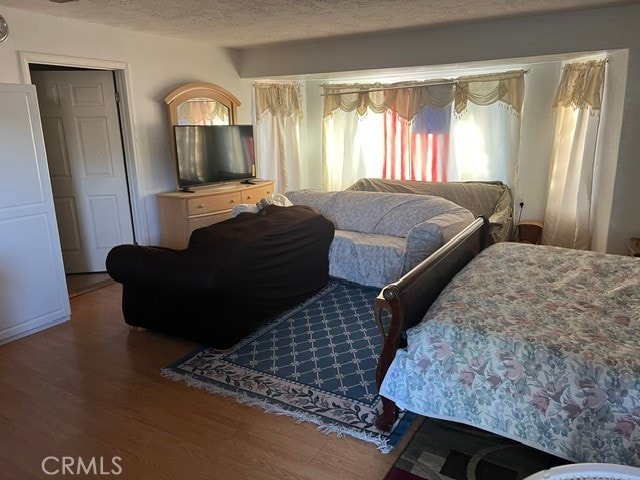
(380, 241, 640, 465)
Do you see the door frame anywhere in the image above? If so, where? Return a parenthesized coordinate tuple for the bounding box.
(19, 51, 149, 245)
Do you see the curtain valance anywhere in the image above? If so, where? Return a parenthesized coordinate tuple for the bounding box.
(254, 81, 303, 120)
(552, 60, 606, 111)
(454, 71, 525, 115)
(322, 70, 525, 121)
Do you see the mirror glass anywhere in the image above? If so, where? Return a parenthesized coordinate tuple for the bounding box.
(176, 98, 230, 126)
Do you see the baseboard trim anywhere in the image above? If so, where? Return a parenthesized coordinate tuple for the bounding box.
(0, 315, 70, 345)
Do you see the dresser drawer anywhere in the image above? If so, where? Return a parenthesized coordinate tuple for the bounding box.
(188, 211, 231, 234)
(187, 192, 241, 215)
(242, 185, 273, 203)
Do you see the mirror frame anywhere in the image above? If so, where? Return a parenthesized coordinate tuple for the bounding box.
(164, 82, 241, 127)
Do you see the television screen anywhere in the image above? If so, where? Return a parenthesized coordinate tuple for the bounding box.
(174, 125, 255, 189)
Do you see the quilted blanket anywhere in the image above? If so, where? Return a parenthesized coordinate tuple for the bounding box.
(381, 242, 640, 465)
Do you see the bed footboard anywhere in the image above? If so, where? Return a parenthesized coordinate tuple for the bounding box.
(374, 216, 489, 431)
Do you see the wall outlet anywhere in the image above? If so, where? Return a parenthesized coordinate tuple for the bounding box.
(519, 196, 525, 208)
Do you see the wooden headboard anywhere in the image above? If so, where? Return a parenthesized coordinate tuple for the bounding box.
(374, 216, 490, 430)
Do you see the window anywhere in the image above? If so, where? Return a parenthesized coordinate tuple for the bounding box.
(322, 72, 525, 192)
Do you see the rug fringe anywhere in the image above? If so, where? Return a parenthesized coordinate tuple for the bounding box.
(161, 368, 393, 453)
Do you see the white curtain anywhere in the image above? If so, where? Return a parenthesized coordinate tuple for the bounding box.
(541, 60, 605, 250)
(323, 108, 384, 191)
(450, 101, 521, 187)
(254, 82, 304, 192)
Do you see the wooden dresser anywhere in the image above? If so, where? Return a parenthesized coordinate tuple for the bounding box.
(156, 180, 274, 248)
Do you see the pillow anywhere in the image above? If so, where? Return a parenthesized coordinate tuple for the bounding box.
(231, 204, 260, 217)
(257, 192, 293, 209)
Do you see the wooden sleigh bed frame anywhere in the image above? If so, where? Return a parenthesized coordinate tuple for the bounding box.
(373, 216, 490, 430)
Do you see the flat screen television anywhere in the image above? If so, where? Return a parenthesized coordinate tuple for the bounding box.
(174, 125, 256, 190)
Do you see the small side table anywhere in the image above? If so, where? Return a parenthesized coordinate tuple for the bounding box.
(518, 221, 544, 245)
(629, 238, 640, 257)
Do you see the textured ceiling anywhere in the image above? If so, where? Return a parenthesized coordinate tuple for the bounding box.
(1, 0, 638, 48)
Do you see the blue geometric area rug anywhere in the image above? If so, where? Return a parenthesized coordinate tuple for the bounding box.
(162, 279, 416, 453)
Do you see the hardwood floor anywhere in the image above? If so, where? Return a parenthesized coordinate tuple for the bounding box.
(65, 272, 114, 298)
(0, 283, 421, 480)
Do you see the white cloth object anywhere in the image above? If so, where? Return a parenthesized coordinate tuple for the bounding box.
(231, 193, 293, 217)
(257, 192, 293, 209)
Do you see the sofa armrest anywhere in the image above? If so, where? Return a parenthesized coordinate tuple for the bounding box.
(106, 245, 223, 291)
(488, 210, 511, 226)
(488, 209, 514, 243)
(487, 185, 514, 242)
(403, 211, 475, 273)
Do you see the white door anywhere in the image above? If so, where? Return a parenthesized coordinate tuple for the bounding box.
(31, 70, 134, 273)
(0, 83, 70, 343)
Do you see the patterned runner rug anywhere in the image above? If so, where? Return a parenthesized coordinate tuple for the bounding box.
(162, 280, 415, 452)
(385, 418, 570, 480)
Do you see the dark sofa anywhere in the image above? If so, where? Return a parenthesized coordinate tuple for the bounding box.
(106, 205, 335, 349)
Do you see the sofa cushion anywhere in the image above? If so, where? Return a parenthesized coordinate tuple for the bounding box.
(347, 178, 513, 243)
(286, 190, 472, 237)
(329, 231, 406, 288)
(348, 177, 510, 217)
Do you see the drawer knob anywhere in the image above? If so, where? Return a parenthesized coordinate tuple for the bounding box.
(230, 199, 235, 203)
(246, 195, 252, 200)
(197, 204, 204, 209)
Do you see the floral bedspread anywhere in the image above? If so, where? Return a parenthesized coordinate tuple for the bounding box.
(380, 242, 640, 465)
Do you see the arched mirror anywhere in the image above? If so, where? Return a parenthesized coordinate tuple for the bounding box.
(164, 82, 241, 149)
(164, 82, 242, 178)
(164, 82, 241, 127)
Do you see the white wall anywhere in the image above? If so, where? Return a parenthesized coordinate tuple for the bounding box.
(517, 62, 561, 222)
(238, 5, 639, 254)
(591, 49, 628, 252)
(0, 7, 253, 244)
(304, 80, 324, 189)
